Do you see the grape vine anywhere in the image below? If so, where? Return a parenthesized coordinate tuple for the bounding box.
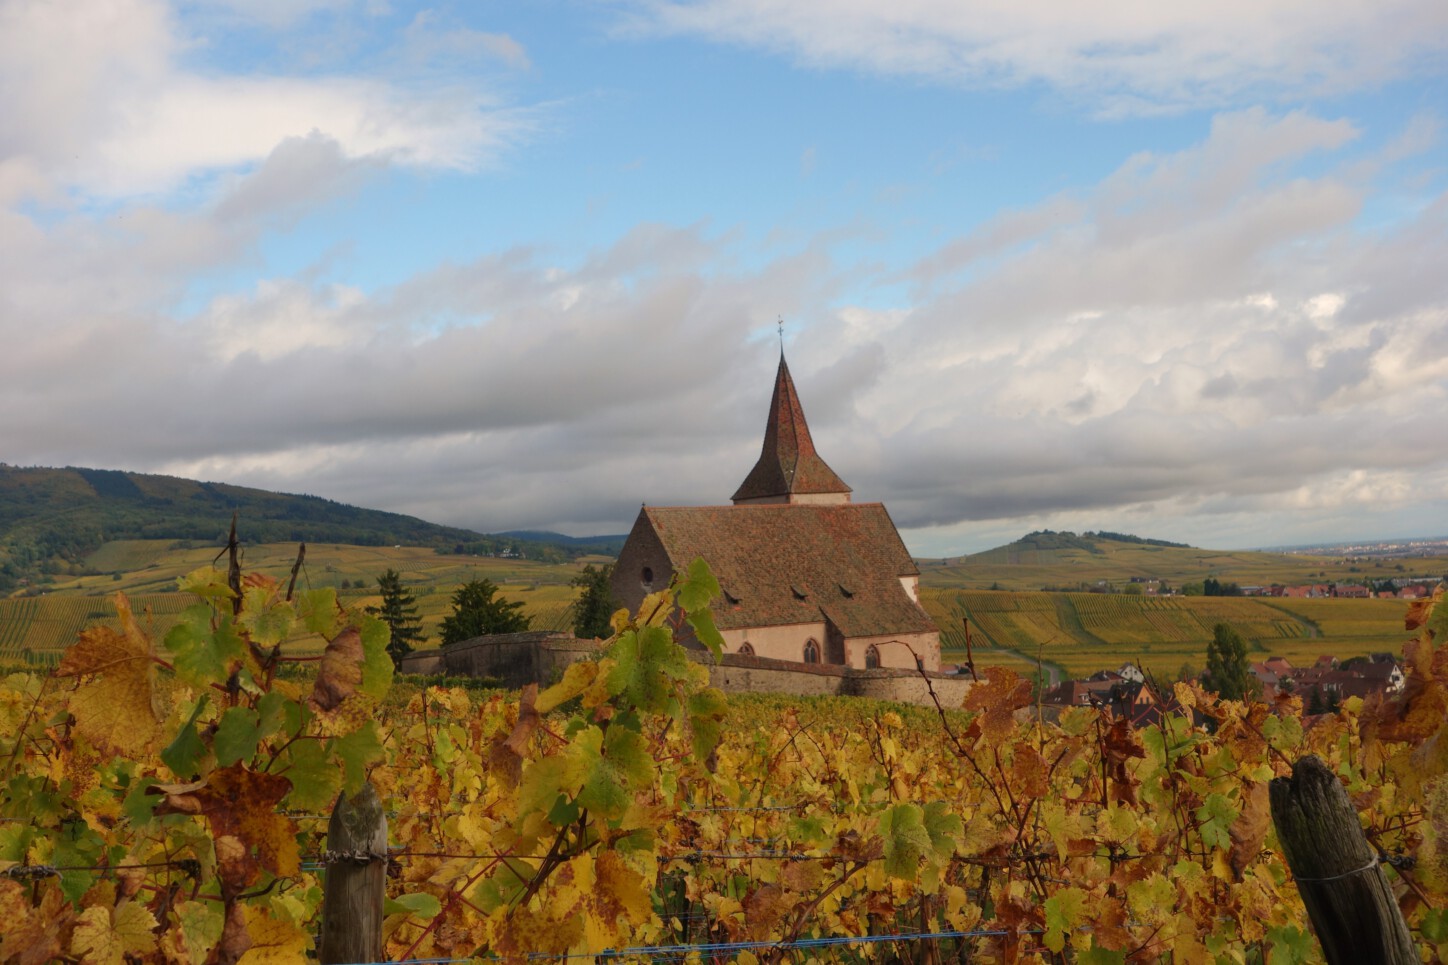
(0, 550, 1445, 963)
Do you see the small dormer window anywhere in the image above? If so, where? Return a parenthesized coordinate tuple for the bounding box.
(791, 584, 808, 601)
(838, 583, 854, 598)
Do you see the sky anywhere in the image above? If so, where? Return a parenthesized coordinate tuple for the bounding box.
(2, 0, 1447, 557)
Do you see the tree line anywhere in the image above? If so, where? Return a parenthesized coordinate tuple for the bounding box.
(366, 563, 619, 667)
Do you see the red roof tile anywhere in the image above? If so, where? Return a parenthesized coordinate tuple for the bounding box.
(637, 503, 932, 638)
(732, 354, 851, 502)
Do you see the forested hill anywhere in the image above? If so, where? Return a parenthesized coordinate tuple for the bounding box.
(0, 465, 570, 591)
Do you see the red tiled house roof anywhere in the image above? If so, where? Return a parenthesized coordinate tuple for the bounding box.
(732, 355, 851, 504)
(624, 504, 933, 638)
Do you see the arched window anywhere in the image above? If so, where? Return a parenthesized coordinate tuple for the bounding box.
(803, 639, 819, 664)
(641, 566, 654, 589)
(738, 641, 754, 656)
(865, 645, 880, 669)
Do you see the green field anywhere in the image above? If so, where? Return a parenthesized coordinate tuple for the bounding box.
(922, 587, 1414, 681)
(0, 541, 605, 661)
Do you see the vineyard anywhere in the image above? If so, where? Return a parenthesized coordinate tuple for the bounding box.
(922, 588, 1411, 680)
(0, 547, 586, 662)
(1, 560, 1447, 963)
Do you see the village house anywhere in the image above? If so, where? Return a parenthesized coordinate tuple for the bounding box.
(611, 353, 941, 672)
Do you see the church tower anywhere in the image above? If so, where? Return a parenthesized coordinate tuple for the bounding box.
(731, 354, 852, 506)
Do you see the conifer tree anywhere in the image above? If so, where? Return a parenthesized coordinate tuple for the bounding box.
(366, 568, 424, 668)
(440, 578, 530, 645)
(1203, 622, 1256, 701)
(569, 563, 619, 639)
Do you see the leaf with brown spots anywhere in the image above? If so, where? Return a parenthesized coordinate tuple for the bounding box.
(152, 763, 297, 894)
(309, 626, 364, 712)
(56, 593, 164, 756)
(964, 667, 1033, 743)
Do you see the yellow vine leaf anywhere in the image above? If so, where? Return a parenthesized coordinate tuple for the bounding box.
(56, 593, 164, 755)
(236, 906, 309, 964)
(71, 901, 155, 964)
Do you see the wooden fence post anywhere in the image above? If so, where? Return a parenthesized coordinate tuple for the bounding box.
(319, 781, 388, 964)
(1269, 755, 1416, 964)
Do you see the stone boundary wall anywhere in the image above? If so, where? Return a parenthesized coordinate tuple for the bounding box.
(398, 636, 972, 708)
(397, 633, 604, 688)
(693, 651, 973, 708)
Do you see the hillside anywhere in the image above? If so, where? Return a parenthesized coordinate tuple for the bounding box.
(921, 587, 1416, 683)
(0, 465, 576, 591)
(921, 529, 1447, 592)
(0, 541, 598, 666)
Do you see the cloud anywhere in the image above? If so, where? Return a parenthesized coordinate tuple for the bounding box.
(620, 0, 1448, 112)
(1, 81, 1443, 554)
(0, 0, 537, 199)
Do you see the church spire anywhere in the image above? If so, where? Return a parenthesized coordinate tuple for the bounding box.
(731, 353, 852, 505)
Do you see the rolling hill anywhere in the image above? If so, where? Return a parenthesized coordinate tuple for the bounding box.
(920, 529, 1446, 593)
(0, 465, 585, 591)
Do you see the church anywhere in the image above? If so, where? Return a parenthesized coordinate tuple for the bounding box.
(611, 354, 941, 672)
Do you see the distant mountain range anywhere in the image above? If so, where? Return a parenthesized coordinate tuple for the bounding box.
(0, 465, 612, 592)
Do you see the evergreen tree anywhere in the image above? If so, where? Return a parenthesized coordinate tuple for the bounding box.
(569, 563, 619, 639)
(365, 568, 424, 669)
(440, 579, 530, 645)
(1202, 622, 1256, 701)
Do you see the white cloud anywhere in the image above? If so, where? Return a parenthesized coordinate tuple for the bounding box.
(0, 0, 536, 199)
(622, 0, 1448, 112)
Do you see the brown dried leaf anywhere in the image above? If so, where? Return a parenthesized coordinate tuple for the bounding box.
(964, 667, 1033, 743)
(741, 883, 794, 939)
(489, 684, 539, 783)
(309, 626, 364, 712)
(0, 879, 69, 965)
(1008, 743, 1049, 799)
(1228, 781, 1270, 879)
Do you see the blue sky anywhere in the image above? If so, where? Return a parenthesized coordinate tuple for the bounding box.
(3, 0, 1446, 555)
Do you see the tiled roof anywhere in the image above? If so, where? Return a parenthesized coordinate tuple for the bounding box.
(731, 355, 851, 502)
(638, 503, 933, 638)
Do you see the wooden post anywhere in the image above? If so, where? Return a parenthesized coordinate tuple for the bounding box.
(319, 782, 388, 964)
(1269, 755, 1416, 964)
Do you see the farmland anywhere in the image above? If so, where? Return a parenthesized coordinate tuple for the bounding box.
(0, 540, 601, 661)
(922, 587, 1413, 681)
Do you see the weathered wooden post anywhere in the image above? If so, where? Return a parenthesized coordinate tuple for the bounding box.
(1269, 755, 1416, 964)
(319, 782, 388, 964)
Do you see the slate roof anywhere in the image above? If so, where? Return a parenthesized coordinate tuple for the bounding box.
(637, 503, 933, 638)
(731, 354, 852, 503)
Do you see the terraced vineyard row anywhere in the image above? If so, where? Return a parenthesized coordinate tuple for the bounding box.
(921, 587, 1413, 680)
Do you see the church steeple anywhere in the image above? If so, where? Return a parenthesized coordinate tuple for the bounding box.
(731, 353, 852, 505)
